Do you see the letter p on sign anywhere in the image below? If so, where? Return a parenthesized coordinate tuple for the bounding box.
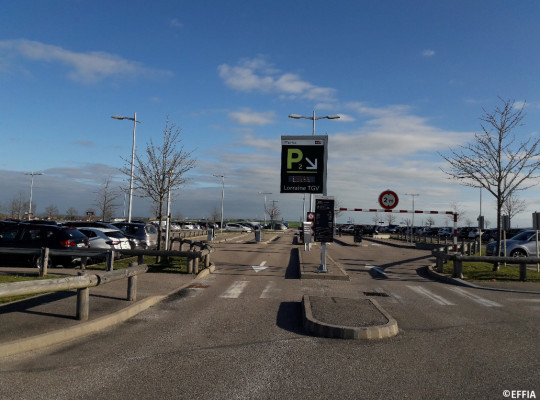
(287, 149, 303, 169)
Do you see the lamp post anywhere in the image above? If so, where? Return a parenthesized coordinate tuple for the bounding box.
(24, 172, 44, 220)
(111, 113, 141, 222)
(258, 191, 272, 226)
(289, 111, 339, 260)
(213, 174, 225, 232)
(288, 111, 339, 213)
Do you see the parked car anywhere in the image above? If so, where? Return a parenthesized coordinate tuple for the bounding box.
(225, 223, 252, 232)
(76, 227, 132, 258)
(0, 223, 89, 268)
(63, 221, 119, 230)
(111, 222, 158, 250)
(468, 228, 480, 239)
(438, 227, 453, 237)
(485, 229, 539, 257)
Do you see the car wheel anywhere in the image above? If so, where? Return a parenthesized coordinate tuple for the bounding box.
(511, 249, 527, 257)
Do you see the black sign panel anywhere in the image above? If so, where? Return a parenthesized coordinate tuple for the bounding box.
(280, 135, 327, 194)
(354, 225, 363, 243)
(314, 198, 334, 243)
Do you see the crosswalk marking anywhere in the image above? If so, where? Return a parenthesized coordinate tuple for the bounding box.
(260, 281, 280, 298)
(407, 285, 455, 305)
(220, 281, 249, 298)
(448, 287, 502, 307)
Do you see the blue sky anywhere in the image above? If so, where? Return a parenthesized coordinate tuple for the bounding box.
(1, 0, 540, 227)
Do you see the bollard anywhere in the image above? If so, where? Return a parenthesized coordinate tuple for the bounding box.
(138, 254, 144, 265)
(127, 275, 137, 301)
(76, 271, 89, 321)
(81, 256, 87, 270)
(187, 257, 193, 274)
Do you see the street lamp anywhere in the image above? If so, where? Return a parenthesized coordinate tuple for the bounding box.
(288, 111, 340, 135)
(213, 174, 225, 232)
(111, 113, 141, 222)
(258, 191, 272, 226)
(24, 172, 44, 220)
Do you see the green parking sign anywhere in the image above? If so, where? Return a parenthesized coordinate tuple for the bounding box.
(280, 135, 328, 194)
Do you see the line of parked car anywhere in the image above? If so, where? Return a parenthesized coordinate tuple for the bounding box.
(0, 220, 159, 269)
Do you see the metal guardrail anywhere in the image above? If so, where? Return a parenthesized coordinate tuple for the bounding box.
(432, 247, 537, 281)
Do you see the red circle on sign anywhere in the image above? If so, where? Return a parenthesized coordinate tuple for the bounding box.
(307, 212, 315, 221)
(378, 190, 399, 210)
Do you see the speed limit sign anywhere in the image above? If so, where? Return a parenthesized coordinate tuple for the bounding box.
(378, 190, 399, 210)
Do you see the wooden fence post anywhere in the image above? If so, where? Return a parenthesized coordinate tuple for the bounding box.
(39, 247, 49, 277)
(187, 257, 193, 274)
(138, 254, 144, 265)
(436, 253, 444, 273)
(106, 250, 115, 271)
(519, 262, 527, 281)
(453, 256, 463, 279)
(76, 271, 89, 321)
(194, 257, 199, 274)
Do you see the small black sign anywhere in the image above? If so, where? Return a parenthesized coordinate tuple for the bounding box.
(314, 198, 334, 243)
(354, 225, 363, 243)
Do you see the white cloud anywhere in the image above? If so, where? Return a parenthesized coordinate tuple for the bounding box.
(228, 109, 275, 126)
(422, 49, 436, 57)
(0, 39, 173, 84)
(218, 56, 337, 102)
(169, 18, 183, 28)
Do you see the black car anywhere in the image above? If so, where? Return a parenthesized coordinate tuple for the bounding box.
(0, 223, 90, 268)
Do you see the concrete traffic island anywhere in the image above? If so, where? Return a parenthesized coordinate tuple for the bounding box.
(302, 295, 399, 340)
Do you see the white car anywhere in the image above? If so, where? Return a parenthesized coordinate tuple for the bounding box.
(225, 223, 252, 232)
(77, 227, 132, 255)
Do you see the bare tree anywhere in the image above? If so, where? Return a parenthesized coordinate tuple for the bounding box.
(94, 177, 119, 221)
(385, 213, 397, 225)
(441, 98, 540, 269)
(44, 204, 59, 219)
(265, 201, 281, 226)
(446, 202, 465, 226)
(122, 116, 196, 250)
(10, 192, 26, 219)
(502, 193, 527, 226)
(426, 216, 436, 227)
(66, 207, 78, 221)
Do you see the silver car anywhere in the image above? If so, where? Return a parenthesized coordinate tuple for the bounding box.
(485, 230, 537, 257)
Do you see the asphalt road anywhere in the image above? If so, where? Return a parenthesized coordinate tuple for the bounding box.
(0, 232, 538, 400)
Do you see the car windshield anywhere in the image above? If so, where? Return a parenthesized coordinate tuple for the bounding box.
(509, 231, 534, 241)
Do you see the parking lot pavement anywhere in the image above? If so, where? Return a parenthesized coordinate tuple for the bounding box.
(0, 266, 199, 357)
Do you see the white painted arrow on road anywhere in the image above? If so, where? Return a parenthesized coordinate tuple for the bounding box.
(252, 261, 268, 272)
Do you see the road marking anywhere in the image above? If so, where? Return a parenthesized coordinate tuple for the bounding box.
(365, 265, 387, 277)
(507, 299, 540, 303)
(220, 281, 249, 298)
(252, 261, 268, 272)
(448, 287, 502, 307)
(260, 281, 281, 298)
(407, 285, 455, 305)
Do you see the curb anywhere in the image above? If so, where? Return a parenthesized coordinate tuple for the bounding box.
(0, 265, 216, 358)
(425, 265, 540, 295)
(302, 295, 399, 340)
